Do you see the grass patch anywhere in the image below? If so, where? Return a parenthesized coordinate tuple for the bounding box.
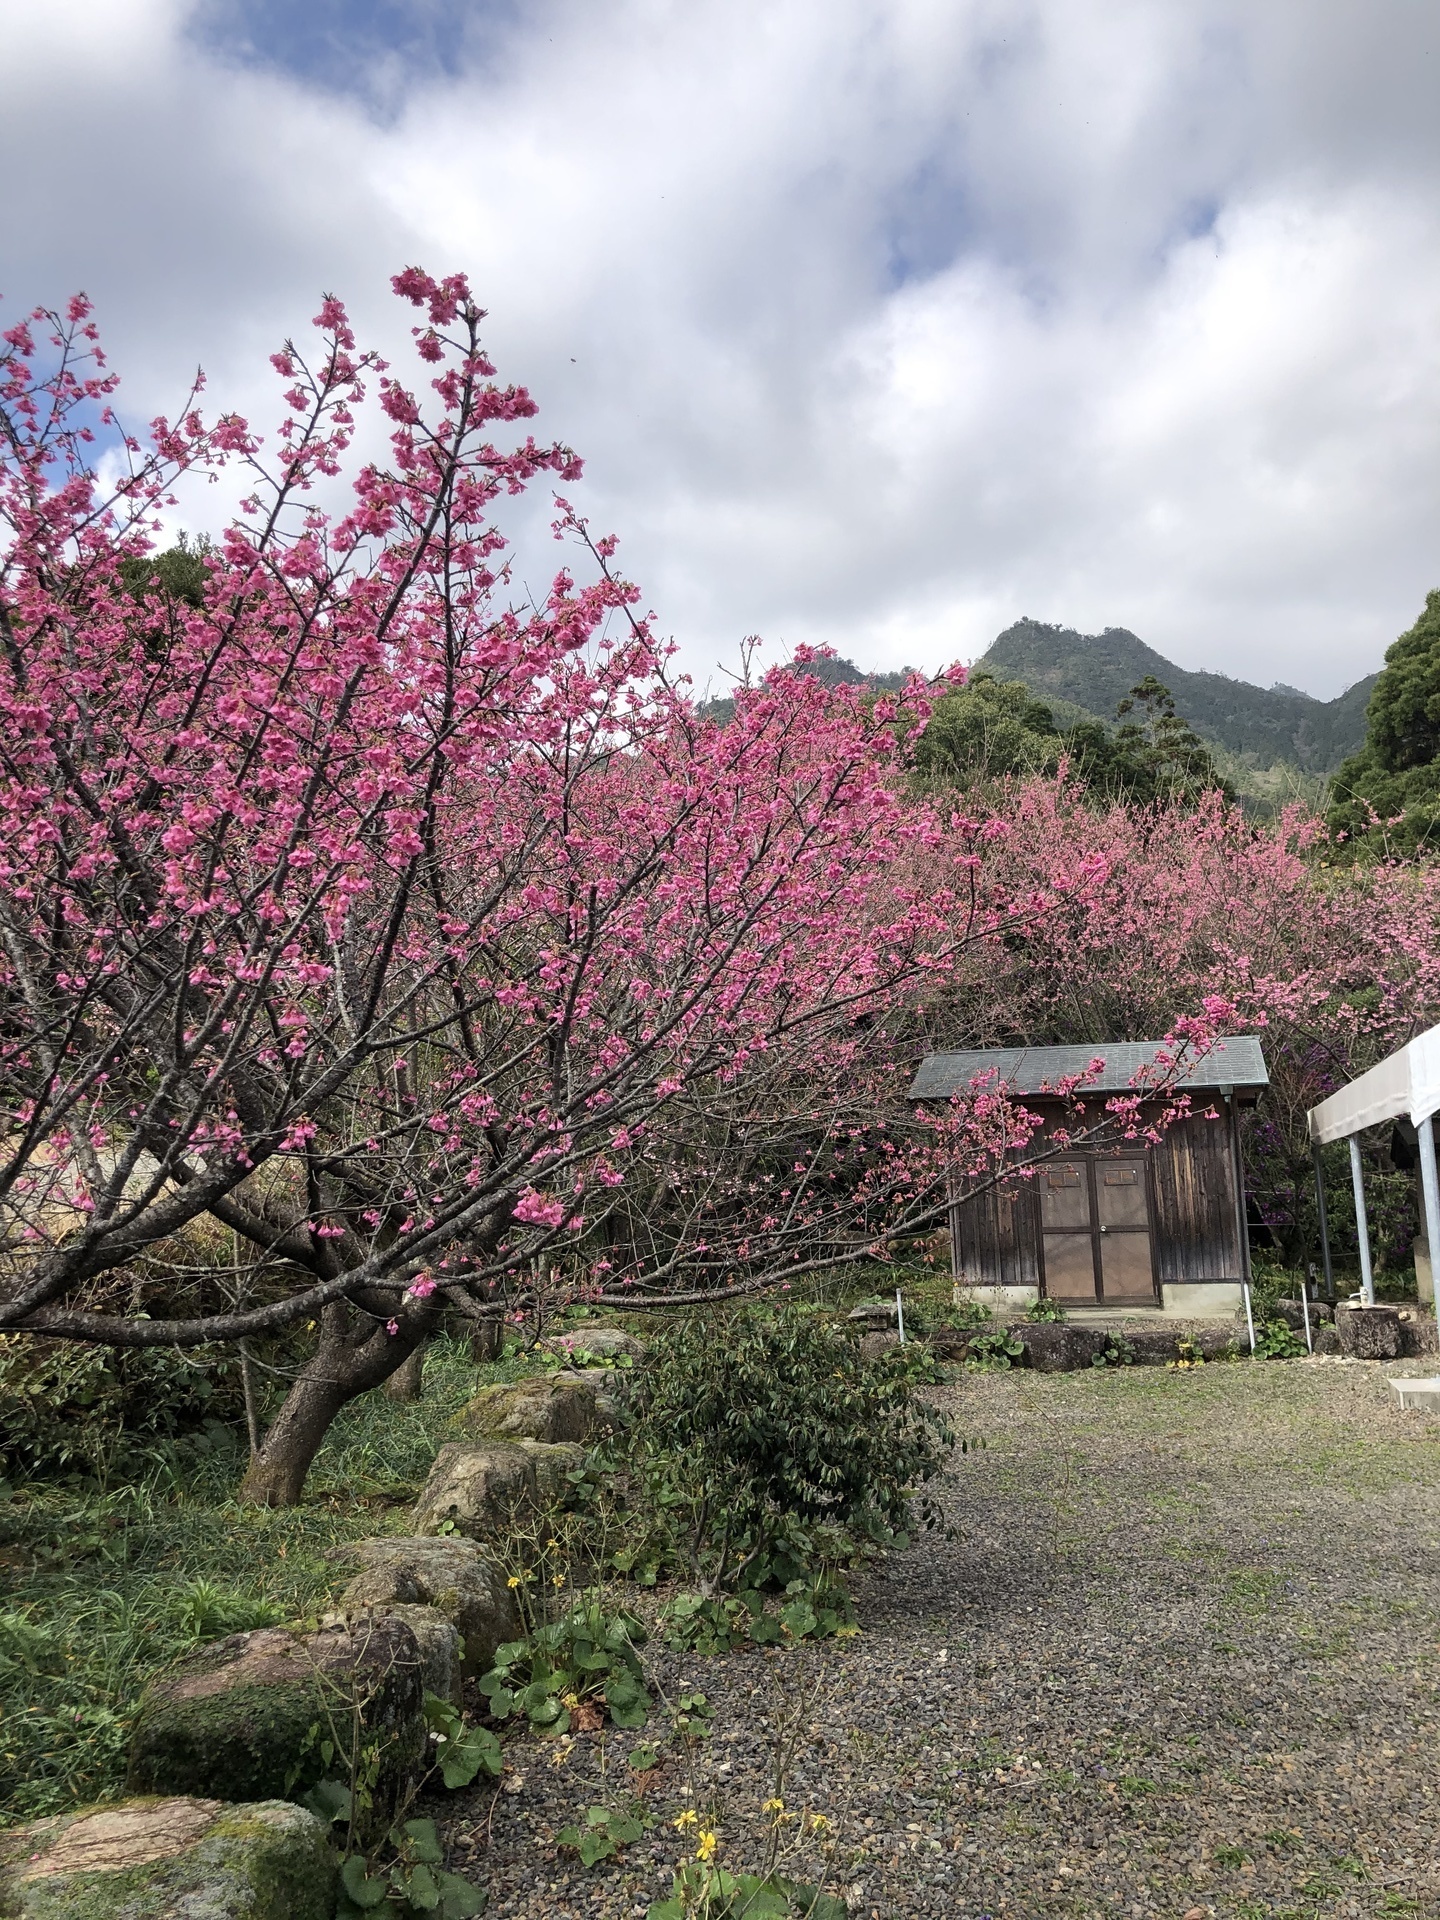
(0, 1332, 518, 1825)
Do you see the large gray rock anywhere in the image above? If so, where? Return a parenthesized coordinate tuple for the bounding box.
(338, 1536, 519, 1681)
(127, 1617, 424, 1808)
(538, 1326, 646, 1365)
(413, 1440, 536, 1539)
(1018, 1324, 1108, 1372)
(323, 1603, 461, 1705)
(0, 1796, 334, 1919)
(1336, 1303, 1404, 1360)
(847, 1300, 900, 1327)
(451, 1374, 597, 1443)
(412, 1439, 584, 1541)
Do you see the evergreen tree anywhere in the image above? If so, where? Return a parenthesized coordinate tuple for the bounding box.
(1328, 590, 1440, 857)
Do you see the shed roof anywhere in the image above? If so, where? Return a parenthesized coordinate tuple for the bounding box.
(1307, 1022, 1440, 1144)
(910, 1035, 1269, 1100)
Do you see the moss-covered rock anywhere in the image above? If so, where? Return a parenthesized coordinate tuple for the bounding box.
(450, 1374, 597, 1443)
(0, 1795, 334, 1919)
(520, 1438, 586, 1505)
(127, 1617, 424, 1809)
(411, 1440, 537, 1541)
(537, 1326, 646, 1365)
(324, 1603, 461, 1706)
(337, 1537, 519, 1682)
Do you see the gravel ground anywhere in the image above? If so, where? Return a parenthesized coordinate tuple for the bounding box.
(438, 1356, 1440, 1919)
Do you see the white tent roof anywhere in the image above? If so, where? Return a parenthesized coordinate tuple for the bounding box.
(1308, 1023, 1440, 1143)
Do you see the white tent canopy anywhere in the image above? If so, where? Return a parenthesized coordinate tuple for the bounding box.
(1308, 1023, 1440, 1144)
(1307, 1022, 1440, 1310)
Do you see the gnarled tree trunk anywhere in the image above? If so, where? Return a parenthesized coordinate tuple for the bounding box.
(238, 1300, 434, 1506)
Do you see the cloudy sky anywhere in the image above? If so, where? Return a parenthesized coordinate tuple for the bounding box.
(4, 0, 1439, 699)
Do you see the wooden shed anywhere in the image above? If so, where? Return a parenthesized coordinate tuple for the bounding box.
(910, 1037, 1268, 1315)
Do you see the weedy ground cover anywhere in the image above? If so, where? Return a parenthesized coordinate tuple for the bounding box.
(0, 1332, 507, 1821)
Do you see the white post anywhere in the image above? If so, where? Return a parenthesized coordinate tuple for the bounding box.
(1242, 1280, 1256, 1354)
(1299, 1281, 1312, 1354)
(1418, 1116, 1440, 1312)
(895, 1288, 906, 1346)
(1349, 1135, 1375, 1305)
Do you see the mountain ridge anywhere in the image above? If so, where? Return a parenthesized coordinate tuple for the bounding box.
(976, 619, 1375, 773)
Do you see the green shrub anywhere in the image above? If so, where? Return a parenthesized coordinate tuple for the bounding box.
(1026, 1297, 1067, 1323)
(628, 1305, 953, 1587)
(0, 1331, 238, 1480)
(965, 1329, 1025, 1371)
(1092, 1334, 1136, 1369)
(478, 1602, 650, 1735)
(1255, 1319, 1306, 1360)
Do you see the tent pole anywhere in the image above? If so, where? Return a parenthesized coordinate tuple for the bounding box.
(1417, 1116, 1440, 1317)
(1312, 1143, 1334, 1303)
(1349, 1135, 1375, 1306)
(1229, 1093, 1256, 1351)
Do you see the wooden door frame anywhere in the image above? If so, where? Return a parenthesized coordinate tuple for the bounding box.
(1037, 1149, 1161, 1307)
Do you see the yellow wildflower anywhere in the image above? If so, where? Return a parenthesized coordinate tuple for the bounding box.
(673, 1809, 698, 1831)
(506, 1576, 521, 1590)
(807, 1812, 832, 1835)
(695, 1830, 719, 1862)
(762, 1797, 785, 1817)
(552, 1573, 565, 1588)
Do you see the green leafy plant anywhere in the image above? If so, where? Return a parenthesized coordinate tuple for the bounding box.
(1025, 1297, 1067, 1323)
(648, 1862, 846, 1919)
(965, 1329, 1025, 1371)
(556, 1802, 647, 1867)
(661, 1573, 856, 1655)
(304, 1693, 498, 1918)
(335, 1817, 484, 1918)
(479, 1601, 650, 1734)
(626, 1305, 953, 1590)
(1092, 1334, 1136, 1369)
(947, 1295, 994, 1330)
(0, 1609, 66, 1679)
(424, 1693, 503, 1789)
(173, 1578, 286, 1643)
(1255, 1319, 1306, 1359)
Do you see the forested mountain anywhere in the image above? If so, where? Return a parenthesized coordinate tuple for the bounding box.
(978, 619, 1375, 774)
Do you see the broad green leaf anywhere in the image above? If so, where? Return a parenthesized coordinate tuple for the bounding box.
(406, 1860, 442, 1910)
(338, 1854, 387, 1909)
(435, 1872, 488, 1920)
(303, 1777, 352, 1826)
(402, 1819, 445, 1864)
(578, 1830, 614, 1867)
(608, 1815, 643, 1845)
(440, 1725, 503, 1789)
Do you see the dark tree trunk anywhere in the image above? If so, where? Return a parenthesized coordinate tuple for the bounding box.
(384, 1344, 426, 1402)
(238, 1300, 433, 1507)
(468, 1315, 503, 1363)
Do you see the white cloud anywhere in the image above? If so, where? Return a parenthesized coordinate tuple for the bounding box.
(2, 0, 1439, 698)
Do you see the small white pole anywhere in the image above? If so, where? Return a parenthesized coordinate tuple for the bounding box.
(1299, 1280, 1312, 1354)
(1242, 1280, 1256, 1354)
(1417, 1116, 1440, 1314)
(1349, 1135, 1375, 1306)
(895, 1288, 906, 1345)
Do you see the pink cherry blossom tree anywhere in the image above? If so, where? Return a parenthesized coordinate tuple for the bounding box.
(926, 775, 1440, 1264)
(4, 272, 1130, 1503)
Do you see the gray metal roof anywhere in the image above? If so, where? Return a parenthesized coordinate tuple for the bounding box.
(910, 1035, 1268, 1100)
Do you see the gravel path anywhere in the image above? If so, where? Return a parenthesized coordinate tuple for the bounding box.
(439, 1357, 1440, 1919)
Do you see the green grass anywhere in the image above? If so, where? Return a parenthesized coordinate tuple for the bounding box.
(0, 1332, 523, 1825)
